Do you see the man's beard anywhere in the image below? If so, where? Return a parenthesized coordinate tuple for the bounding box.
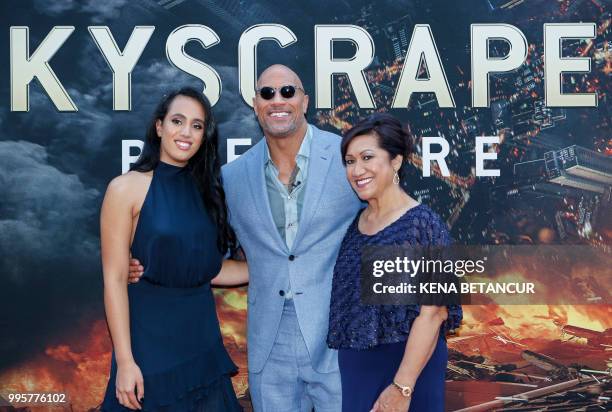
(261, 120, 298, 138)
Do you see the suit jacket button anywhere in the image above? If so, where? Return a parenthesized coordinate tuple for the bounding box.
(279, 290, 285, 296)
(288, 255, 295, 261)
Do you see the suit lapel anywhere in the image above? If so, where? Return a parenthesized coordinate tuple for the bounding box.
(245, 140, 289, 253)
(292, 130, 334, 250)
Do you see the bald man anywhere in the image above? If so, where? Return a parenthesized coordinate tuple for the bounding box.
(222, 65, 361, 411)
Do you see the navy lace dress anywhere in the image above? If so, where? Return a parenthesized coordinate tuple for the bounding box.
(102, 161, 242, 411)
(327, 204, 462, 412)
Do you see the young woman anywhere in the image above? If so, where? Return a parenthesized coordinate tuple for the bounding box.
(100, 87, 246, 411)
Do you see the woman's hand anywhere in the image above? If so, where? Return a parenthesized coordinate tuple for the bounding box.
(370, 385, 411, 412)
(116, 361, 144, 410)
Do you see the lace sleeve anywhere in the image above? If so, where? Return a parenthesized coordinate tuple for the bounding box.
(423, 211, 463, 333)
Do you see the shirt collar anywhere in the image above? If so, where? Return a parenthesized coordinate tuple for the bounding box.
(264, 124, 313, 166)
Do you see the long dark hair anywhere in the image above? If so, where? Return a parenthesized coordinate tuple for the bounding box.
(131, 87, 236, 253)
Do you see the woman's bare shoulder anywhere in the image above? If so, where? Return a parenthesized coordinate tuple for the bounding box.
(105, 170, 153, 203)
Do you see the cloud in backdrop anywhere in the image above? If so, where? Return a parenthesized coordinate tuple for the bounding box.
(33, 0, 130, 22)
(0, 140, 100, 368)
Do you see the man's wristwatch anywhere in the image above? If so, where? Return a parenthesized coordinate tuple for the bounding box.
(392, 380, 413, 398)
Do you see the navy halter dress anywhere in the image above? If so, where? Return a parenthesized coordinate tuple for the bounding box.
(102, 161, 242, 411)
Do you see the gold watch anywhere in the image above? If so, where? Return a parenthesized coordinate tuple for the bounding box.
(392, 380, 413, 398)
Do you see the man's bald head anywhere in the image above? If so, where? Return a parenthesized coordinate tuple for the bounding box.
(256, 64, 304, 90)
(253, 64, 309, 140)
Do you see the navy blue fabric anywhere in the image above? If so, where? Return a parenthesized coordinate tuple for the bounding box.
(338, 336, 448, 412)
(327, 204, 463, 349)
(102, 161, 241, 411)
(131, 162, 222, 288)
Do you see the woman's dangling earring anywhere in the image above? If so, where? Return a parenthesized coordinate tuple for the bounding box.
(393, 169, 400, 185)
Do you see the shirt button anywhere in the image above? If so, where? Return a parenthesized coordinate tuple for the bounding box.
(288, 255, 295, 261)
(279, 290, 285, 296)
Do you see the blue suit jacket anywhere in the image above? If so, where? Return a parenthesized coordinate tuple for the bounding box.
(222, 125, 362, 373)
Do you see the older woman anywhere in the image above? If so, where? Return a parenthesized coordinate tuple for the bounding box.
(327, 113, 462, 412)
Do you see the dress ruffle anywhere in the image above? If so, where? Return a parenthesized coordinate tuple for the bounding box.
(103, 347, 241, 411)
(328, 303, 463, 350)
(144, 346, 237, 408)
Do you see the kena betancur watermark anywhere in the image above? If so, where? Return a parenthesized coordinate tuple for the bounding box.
(361, 245, 611, 306)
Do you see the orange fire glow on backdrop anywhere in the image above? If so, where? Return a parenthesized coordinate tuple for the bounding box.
(0, 290, 609, 410)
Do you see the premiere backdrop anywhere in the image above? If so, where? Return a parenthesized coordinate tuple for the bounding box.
(1, 0, 611, 410)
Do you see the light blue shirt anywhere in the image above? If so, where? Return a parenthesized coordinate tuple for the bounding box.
(263, 125, 313, 253)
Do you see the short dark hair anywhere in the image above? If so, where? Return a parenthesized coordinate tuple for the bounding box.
(341, 112, 413, 182)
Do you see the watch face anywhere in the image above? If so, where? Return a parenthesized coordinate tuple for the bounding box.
(393, 381, 412, 397)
